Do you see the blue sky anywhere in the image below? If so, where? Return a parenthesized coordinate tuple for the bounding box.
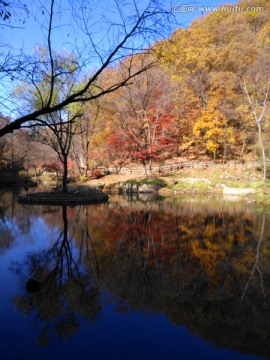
(4, 0, 239, 54)
(172, 0, 238, 27)
(1, 0, 240, 118)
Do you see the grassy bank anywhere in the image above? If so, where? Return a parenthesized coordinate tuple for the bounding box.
(85, 166, 270, 206)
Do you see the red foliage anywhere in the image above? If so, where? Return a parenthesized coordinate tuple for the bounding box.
(41, 162, 63, 175)
(99, 113, 180, 171)
(106, 209, 180, 266)
(67, 161, 75, 170)
(126, 113, 180, 165)
(89, 170, 105, 179)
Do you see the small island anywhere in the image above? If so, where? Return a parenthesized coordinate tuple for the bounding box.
(18, 185, 108, 205)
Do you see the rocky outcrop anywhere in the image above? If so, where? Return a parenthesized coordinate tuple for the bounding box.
(120, 182, 165, 194)
(138, 183, 162, 193)
(120, 182, 139, 193)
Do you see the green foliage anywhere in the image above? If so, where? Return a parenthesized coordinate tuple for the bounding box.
(124, 177, 167, 187)
(124, 179, 138, 185)
(137, 177, 167, 187)
(79, 175, 88, 182)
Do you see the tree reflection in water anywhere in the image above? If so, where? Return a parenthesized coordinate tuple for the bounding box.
(12, 205, 101, 347)
(10, 196, 270, 357)
(241, 213, 267, 306)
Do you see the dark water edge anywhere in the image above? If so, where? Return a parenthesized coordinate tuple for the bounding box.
(0, 190, 269, 360)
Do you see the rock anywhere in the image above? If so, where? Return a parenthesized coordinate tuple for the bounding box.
(223, 186, 255, 195)
(138, 183, 160, 193)
(216, 183, 226, 188)
(97, 183, 105, 190)
(26, 278, 40, 293)
(121, 183, 139, 193)
(120, 181, 164, 194)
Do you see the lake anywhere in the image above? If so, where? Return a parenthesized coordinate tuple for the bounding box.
(0, 189, 269, 360)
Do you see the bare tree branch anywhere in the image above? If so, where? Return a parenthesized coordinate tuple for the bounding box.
(0, 0, 174, 137)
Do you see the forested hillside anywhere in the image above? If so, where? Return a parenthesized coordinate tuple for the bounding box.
(158, 0, 270, 162)
(1, 0, 270, 179)
(71, 0, 270, 173)
(93, 0, 270, 167)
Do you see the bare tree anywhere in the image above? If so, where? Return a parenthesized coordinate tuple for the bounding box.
(71, 99, 101, 177)
(30, 109, 82, 193)
(241, 213, 266, 306)
(0, 0, 29, 25)
(0, 0, 174, 137)
(241, 55, 270, 182)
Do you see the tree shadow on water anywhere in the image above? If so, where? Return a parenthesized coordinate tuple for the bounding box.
(11, 205, 101, 347)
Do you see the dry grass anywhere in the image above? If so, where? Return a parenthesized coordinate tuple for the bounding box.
(83, 165, 262, 188)
(85, 173, 145, 187)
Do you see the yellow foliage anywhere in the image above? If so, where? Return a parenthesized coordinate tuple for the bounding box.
(193, 99, 235, 156)
(258, 21, 270, 48)
(206, 139, 220, 154)
(190, 238, 226, 278)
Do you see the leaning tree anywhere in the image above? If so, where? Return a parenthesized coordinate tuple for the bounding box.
(0, 0, 174, 137)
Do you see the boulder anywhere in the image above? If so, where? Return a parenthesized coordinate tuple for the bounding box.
(120, 182, 163, 193)
(121, 183, 139, 193)
(138, 183, 161, 193)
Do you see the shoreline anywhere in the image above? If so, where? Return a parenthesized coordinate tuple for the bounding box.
(3, 166, 270, 207)
(84, 168, 270, 207)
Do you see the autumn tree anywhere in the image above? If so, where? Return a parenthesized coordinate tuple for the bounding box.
(110, 59, 178, 175)
(193, 99, 235, 160)
(0, 115, 30, 172)
(0, 114, 9, 163)
(158, 1, 270, 161)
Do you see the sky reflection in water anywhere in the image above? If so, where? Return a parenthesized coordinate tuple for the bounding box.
(0, 191, 268, 360)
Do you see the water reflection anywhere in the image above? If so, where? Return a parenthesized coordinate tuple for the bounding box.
(78, 197, 270, 358)
(12, 205, 101, 347)
(1, 192, 270, 358)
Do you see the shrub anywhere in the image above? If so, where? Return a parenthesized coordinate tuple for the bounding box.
(137, 177, 167, 187)
(79, 175, 88, 182)
(89, 170, 104, 179)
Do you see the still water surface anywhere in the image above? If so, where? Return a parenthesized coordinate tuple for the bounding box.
(0, 190, 269, 360)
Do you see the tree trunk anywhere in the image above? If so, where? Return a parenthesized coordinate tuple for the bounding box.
(62, 205, 68, 241)
(148, 158, 152, 177)
(223, 128, 227, 163)
(240, 137, 246, 161)
(257, 123, 266, 182)
(85, 141, 89, 177)
(62, 154, 68, 193)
